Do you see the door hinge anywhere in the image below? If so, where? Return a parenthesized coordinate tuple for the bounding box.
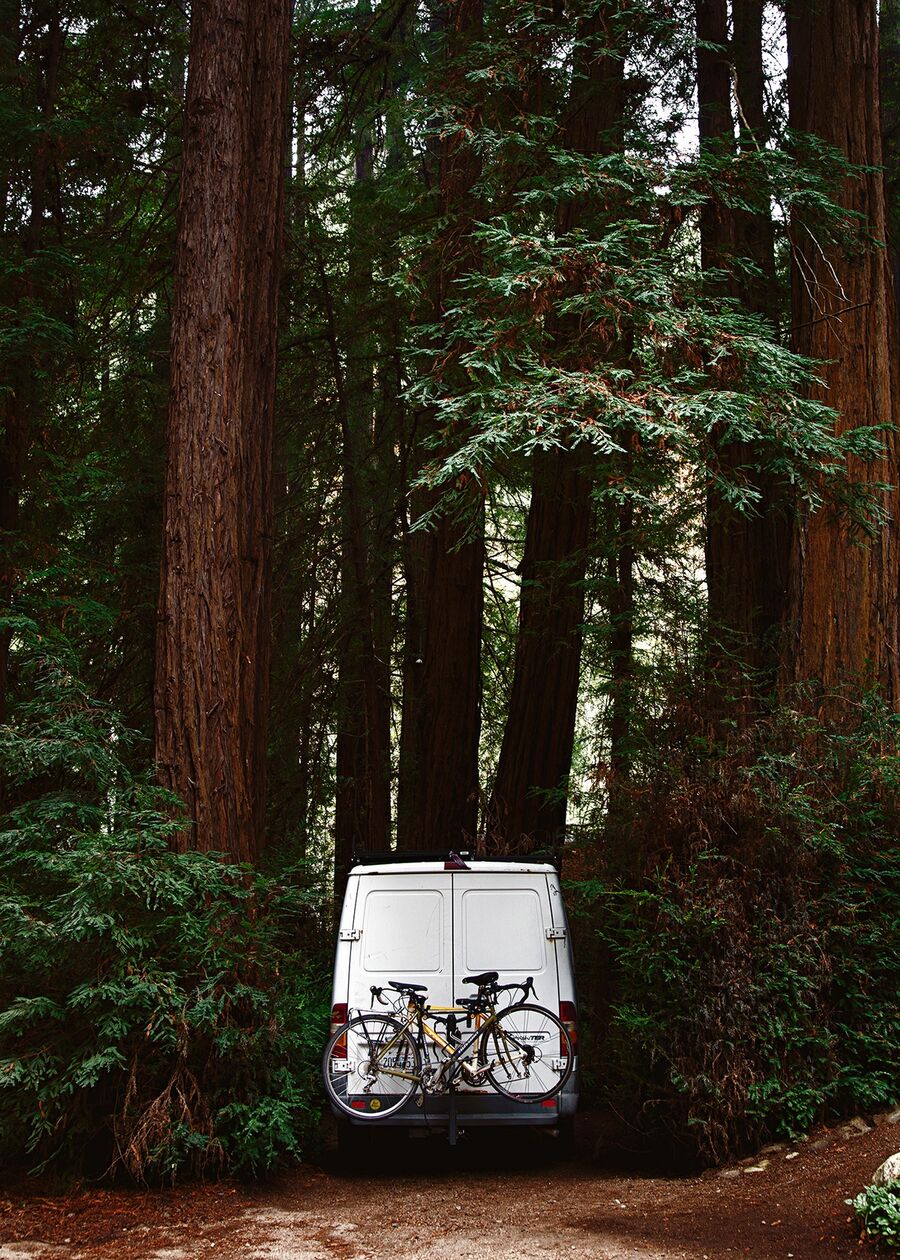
(545, 926, 567, 940)
(339, 928, 362, 941)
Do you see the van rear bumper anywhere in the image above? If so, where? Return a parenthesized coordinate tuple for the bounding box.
(331, 1085, 578, 1128)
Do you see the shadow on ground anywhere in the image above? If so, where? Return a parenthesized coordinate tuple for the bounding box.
(316, 1110, 683, 1180)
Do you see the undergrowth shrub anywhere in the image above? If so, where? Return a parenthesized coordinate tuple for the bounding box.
(0, 621, 329, 1181)
(850, 1183, 900, 1252)
(571, 690, 900, 1167)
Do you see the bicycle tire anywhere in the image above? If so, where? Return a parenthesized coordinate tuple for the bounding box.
(477, 1002, 574, 1102)
(323, 1014, 421, 1120)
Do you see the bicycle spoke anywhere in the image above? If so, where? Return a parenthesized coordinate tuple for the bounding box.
(323, 1014, 421, 1119)
(478, 1003, 574, 1102)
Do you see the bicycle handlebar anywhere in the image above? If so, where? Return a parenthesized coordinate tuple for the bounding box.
(369, 974, 536, 1012)
(456, 975, 536, 1005)
(369, 983, 427, 1008)
(488, 975, 534, 1000)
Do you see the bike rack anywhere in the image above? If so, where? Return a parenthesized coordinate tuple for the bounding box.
(447, 1088, 458, 1146)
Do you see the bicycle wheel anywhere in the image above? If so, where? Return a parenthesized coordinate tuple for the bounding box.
(323, 1014, 421, 1120)
(477, 1002, 574, 1102)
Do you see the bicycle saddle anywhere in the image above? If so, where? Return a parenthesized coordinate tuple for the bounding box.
(463, 970, 499, 986)
(389, 980, 428, 992)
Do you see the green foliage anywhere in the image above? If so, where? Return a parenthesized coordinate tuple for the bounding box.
(0, 623, 329, 1181)
(571, 692, 900, 1167)
(396, 0, 887, 546)
(851, 1184, 900, 1252)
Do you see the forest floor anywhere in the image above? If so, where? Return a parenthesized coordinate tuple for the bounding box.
(2, 1108, 899, 1260)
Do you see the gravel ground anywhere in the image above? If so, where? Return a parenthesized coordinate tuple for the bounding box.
(2, 1109, 899, 1260)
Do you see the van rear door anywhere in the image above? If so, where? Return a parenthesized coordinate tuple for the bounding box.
(346, 873, 454, 1016)
(452, 871, 562, 1100)
(451, 871, 558, 1009)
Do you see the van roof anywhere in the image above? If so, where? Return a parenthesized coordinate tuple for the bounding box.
(348, 860, 557, 875)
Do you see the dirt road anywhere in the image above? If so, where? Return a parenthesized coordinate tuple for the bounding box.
(2, 1112, 898, 1260)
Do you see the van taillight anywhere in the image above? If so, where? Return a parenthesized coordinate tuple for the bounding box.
(559, 1001, 577, 1057)
(331, 1003, 348, 1058)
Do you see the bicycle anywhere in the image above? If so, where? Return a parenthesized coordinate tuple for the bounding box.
(322, 969, 575, 1119)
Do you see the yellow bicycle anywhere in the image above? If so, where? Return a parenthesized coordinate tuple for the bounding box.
(323, 970, 574, 1119)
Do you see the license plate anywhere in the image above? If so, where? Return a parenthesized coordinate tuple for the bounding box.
(378, 1054, 407, 1070)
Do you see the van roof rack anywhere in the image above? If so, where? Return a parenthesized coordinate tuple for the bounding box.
(350, 849, 560, 870)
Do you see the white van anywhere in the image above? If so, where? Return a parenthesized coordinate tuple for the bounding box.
(328, 852, 578, 1137)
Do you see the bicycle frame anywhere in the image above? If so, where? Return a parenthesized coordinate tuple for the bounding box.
(362, 996, 518, 1091)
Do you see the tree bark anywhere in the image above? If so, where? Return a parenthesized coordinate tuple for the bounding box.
(700, 0, 790, 691)
(484, 10, 623, 854)
(335, 63, 393, 886)
(784, 0, 899, 705)
(607, 468, 635, 784)
(696, 0, 734, 276)
(882, 0, 900, 316)
(486, 451, 594, 852)
(397, 0, 485, 853)
(732, 0, 776, 318)
(0, 0, 60, 725)
(154, 0, 291, 861)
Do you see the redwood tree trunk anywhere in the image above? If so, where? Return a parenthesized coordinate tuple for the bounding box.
(398, 487, 485, 851)
(397, 0, 485, 853)
(0, 1, 20, 727)
(732, 0, 776, 319)
(784, 0, 899, 705)
(695, 0, 734, 275)
(607, 469, 635, 783)
(700, 0, 790, 689)
(154, 0, 291, 861)
(486, 451, 594, 852)
(883, 0, 900, 316)
(0, 1, 59, 724)
(335, 89, 392, 887)
(485, 11, 623, 853)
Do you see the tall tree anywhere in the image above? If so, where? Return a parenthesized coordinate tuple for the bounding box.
(334, 42, 393, 885)
(397, 0, 485, 852)
(695, 0, 734, 275)
(154, 0, 292, 861)
(731, 0, 776, 318)
(699, 0, 789, 691)
(485, 8, 624, 852)
(883, 0, 900, 315)
(0, 0, 62, 724)
(0, 0, 27, 728)
(784, 0, 899, 705)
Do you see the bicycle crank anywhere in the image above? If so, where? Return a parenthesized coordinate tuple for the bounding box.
(421, 1064, 449, 1094)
